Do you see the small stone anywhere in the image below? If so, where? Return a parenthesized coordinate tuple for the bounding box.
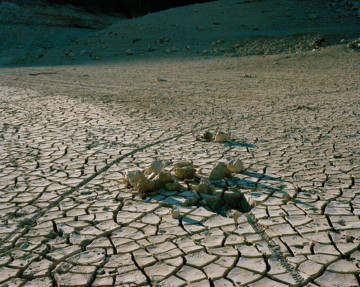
(214, 131, 229, 142)
(227, 158, 244, 173)
(223, 189, 242, 209)
(210, 162, 231, 180)
(174, 162, 196, 180)
(197, 179, 214, 194)
(202, 131, 213, 140)
(144, 160, 163, 175)
(172, 207, 180, 219)
(123, 170, 145, 187)
(153, 171, 174, 189)
(137, 177, 154, 195)
(126, 50, 133, 55)
(165, 181, 182, 191)
(228, 209, 243, 223)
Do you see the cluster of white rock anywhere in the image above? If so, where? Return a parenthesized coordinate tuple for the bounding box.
(123, 157, 245, 209)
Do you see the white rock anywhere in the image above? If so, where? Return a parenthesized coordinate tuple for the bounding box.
(197, 178, 214, 194)
(210, 162, 231, 180)
(214, 131, 229, 142)
(137, 177, 153, 195)
(123, 170, 145, 188)
(152, 171, 174, 189)
(227, 159, 244, 173)
(144, 160, 163, 175)
(174, 162, 196, 180)
(172, 207, 180, 219)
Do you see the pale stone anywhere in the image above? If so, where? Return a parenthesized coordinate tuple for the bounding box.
(210, 162, 231, 180)
(153, 171, 175, 189)
(123, 170, 145, 187)
(197, 178, 214, 194)
(174, 162, 196, 180)
(227, 159, 244, 173)
(144, 160, 163, 175)
(215, 131, 229, 142)
(137, 177, 154, 195)
(171, 207, 180, 219)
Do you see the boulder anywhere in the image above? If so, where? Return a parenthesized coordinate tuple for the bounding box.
(210, 162, 231, 180)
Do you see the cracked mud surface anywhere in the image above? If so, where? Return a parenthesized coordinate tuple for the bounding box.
(1, 45, 360, 286)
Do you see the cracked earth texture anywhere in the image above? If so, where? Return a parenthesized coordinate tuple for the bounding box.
(0, 46, 360, 286)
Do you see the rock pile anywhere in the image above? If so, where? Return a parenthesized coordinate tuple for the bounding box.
(123, 158, 249, 213)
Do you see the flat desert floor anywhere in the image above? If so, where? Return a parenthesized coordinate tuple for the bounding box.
(1, 0, 360, 286)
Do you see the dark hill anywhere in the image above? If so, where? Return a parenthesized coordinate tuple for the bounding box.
(48, 0, 215, 16)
